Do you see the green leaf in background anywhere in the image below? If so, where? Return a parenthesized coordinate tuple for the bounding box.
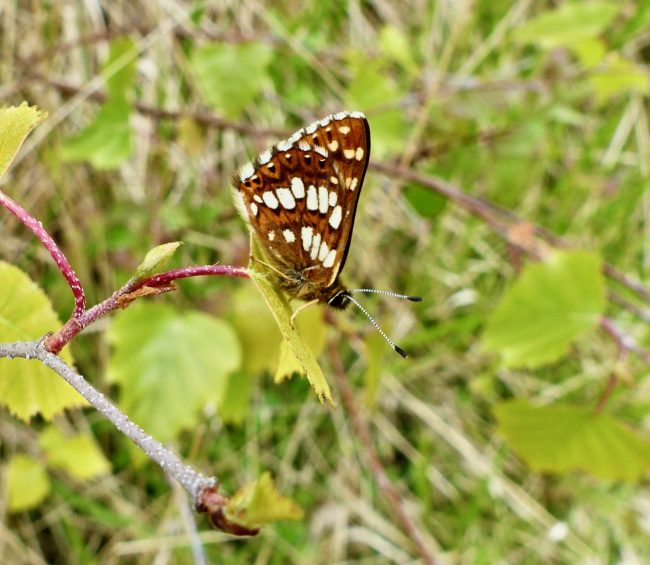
(346, 56, 408, 157)
(249, 237, 334, 406)
(494, 400, 650, 481)
(106, 302, 241, 442)
(482, 250, 606, 368)
(6, 454, 51, 512)
(404, 181, 447, 221)
(0, 103, 47, 182)
(190, 42, 273, 118)
(218, 370, 255, 425)
(229, 284, 282, 374)
(60, 97, 133, 169)
(103, 37, 138, 100)
(589, 55, 650, 104)
(0, 262, 85, 420)
(513, 2, 619, 48)
(225, 472, 304, 528)
(133, 242, 183, 281)
(378, 25, 417, 77)
(39, 426, 111, 481)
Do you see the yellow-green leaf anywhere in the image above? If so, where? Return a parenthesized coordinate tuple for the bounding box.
(0, 103, 47, 182)
(275, 304, 327, 383)
(248, 237, 334, 406)
(225, 472, 304, 528)
(107, 302, 241, 442)
(495, 400, 650, 481)
(6, 454, 50, 512)
(39, 426, 111, 480)
(514, 2, 619, 48)
(133, 242, 183, 280)
(482, 250, 605, 368)
(0, 262, 85, 420)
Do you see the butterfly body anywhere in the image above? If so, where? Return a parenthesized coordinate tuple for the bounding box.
(233, 111, 370, 308)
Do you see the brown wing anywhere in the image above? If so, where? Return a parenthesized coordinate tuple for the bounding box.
(233, 112, 370, 288)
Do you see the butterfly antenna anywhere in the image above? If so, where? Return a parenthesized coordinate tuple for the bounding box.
(350, 288, 422, 302)
(343, 293, 408, 358)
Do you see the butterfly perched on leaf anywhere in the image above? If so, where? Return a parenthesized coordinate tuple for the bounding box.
(233, 111, 419, 357)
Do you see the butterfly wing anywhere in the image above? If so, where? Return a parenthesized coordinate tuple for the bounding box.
(233, 112, 370, 289)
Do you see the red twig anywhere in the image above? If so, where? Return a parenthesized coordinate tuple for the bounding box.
(0, 190, 86, 316)
(44, 264, 249, 353)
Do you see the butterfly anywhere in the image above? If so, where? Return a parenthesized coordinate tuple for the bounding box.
(233, 111, 419, 356)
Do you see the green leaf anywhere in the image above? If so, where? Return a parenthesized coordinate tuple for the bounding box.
(514, 2, 619, 48)
(190, 42, 273, 118)
(0, 103, 47, 182)
(6, 454, 50, 512)
(225, 472, 304, 528)
(106, 302, 241, 442)
(378, 25, 417, 76)
(0, 262, 84, 420)
(275, 304, 327, 383)
(229, 284, 282, 374)
(133, 242, 183, 280)
(494, 400, 650, 481)
(249, 237, 334, 406)
(589, 55, 650, 104)
(482, 250, 605, 368)
(60, 97, 133, 169)
(39, 426, 111, 481)
(104, 37, 138, 100)
(346, 56, 408, 157)
(218, 370, 255, 425)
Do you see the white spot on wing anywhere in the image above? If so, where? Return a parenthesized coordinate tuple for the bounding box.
(339, 125, 351, 135)
(343, 149, 355, 159)
(328, 140, 339, 152)
(318, 240, 329, 261)
(298, 140, 311, 152)
(329, 205, 342, 229)
(239, 161, 255, 180)
(333, 111, 348, 121)
(291, 177, 305, 199)
(307, 185, 318, 210)
(250, 202, 258, 216)
(329, 191, 337, 207)
(283, 229, 296, 243)
(310, 233, 322, 260)
(289, 131, 302, 144)
(314, 145, 328, 157)
(329, 176, 339, 185)
(276, 187, 296, 210)
(349, 177, 358, 191)
(258, 149, 272, 165)
(305, 121, 318, 135)
(268, 230, 276, 241)
(262, 191, 279, 209)
(350, 111, 365, 119)
(253, 194, 263, 203)
(301, 227, 313, 251)
(318, 186, 328, 213)
(278, 139, 293, 151)
(355, 147, 365, 161)
(323, 249, 337, 268)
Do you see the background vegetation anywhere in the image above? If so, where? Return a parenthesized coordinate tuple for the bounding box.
(2, 1, 650, 563)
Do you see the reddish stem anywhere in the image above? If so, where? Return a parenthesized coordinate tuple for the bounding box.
(1, 190, 86, 316)
(44, 264, 249, 353)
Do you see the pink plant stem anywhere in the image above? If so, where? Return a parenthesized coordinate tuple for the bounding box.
(44, 264, 249, 353)
(0, 190, 86, 316)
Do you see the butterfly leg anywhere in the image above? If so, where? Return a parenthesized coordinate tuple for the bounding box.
(290, 299, 319, 328)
